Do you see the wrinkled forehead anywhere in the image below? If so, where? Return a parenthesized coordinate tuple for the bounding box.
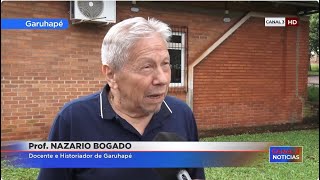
(132, 33, 168, 50)
(128, 35, 169, 61)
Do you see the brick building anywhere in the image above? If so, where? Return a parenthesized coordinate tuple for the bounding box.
(1, 1, 318, 141)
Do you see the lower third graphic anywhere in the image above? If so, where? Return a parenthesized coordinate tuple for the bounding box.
(269, 146, 303, 163)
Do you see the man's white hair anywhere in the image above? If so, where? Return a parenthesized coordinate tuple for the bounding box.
(101, 17, 172, 71)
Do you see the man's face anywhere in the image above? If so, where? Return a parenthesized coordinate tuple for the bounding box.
(113, 34, 171, 116)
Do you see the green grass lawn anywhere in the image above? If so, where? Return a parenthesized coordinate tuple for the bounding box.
(202, 129, 319, 180)
(309, 64, 319, 76)
(1, 129, 319, 180)
(1, 160, 39, 180)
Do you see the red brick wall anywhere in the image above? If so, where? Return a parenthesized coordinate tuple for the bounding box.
(193, 17, 309, 129)
(1, 1, 309, 140)
(1, 2, 107, 141)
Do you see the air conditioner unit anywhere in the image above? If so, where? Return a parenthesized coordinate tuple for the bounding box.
(70, 1, 116, 23)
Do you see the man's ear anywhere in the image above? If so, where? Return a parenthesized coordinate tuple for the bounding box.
(101, 65, 118, 89)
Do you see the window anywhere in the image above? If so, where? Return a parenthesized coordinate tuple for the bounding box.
(169, 31, 186, 87)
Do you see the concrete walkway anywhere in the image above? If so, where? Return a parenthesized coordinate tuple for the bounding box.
(308, 76, 319, 85)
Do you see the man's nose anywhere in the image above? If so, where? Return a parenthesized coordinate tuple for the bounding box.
(153, 66, 171, 85)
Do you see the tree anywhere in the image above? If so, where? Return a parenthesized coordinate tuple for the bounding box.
(309, 13, 319, 55)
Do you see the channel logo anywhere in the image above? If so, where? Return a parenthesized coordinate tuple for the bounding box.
(269, 146, 303, 163)
(265, 17, 299, 27)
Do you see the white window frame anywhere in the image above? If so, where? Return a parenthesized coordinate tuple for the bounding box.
(169, 32, 185, 87)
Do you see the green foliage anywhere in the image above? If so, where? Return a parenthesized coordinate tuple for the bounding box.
(308, 85, 319, 102)
(308, 71, 319, 76)
(310, 64, 319, 72)
(202, 129, 319, 180)
(309, 13, 319, 54)
(308, 64, 319, 75)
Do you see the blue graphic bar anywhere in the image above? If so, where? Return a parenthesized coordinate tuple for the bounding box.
(1, 18, 69, 30)
(4, 151, 259, 168)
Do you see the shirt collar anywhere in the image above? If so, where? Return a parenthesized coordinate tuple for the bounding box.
(99, 84, 117, 119)
(99, 84, 172, 120)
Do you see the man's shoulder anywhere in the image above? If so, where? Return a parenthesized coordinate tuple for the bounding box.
(164, 95, 192, 113)
(59, 92, 100, 113)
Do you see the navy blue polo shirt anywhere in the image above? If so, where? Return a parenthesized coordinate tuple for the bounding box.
(38, 85, 205, 180)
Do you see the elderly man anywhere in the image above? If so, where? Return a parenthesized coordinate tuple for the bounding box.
(38, 17, 205, 180)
